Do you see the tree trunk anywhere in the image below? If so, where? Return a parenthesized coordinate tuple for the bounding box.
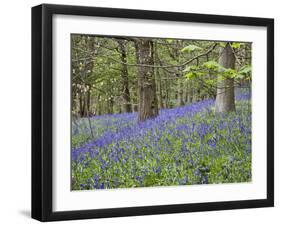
(164, 78, 169, 108)
(135, 39, 158, 121)
(215, 43, 236, 113)
(107, 97, 114, 114)
(158, 71, 164, 109)
(117, 40, 132, 113)
(86, 87, 91, 115)
(97, 94, 101, 115)
(177, 79, 184, 106)
(192, 80, 197, 102)
(154, 44, 164, 109)
(79, 93, 86, 117)
(175, 41, 184, 106)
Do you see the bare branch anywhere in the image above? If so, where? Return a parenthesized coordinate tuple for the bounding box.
(102, 43, 218, 69)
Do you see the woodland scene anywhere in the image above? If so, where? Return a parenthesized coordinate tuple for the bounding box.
(71, 34, 252, 190)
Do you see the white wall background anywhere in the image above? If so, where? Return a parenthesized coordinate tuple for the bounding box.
(0, 0, 279, 225)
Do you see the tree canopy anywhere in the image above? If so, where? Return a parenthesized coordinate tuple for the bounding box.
(71, 35, 252, 120)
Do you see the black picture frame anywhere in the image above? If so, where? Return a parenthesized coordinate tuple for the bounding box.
(32, 3, 274, 222)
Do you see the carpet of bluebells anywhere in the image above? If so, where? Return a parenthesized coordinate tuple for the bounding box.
(71, 90, 251, 190)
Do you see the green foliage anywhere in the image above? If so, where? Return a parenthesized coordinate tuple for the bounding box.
(236, 65, 252, 80)
(218, 42, 227, 47)
(203, 61, 222, 70)
(205, 79, 216, 86)
(72, 134, 90, 148)
(72, 34, 251, 115)
(221, 68, 238, 79)
(71, 35, 252, 190)
(239, 65, 252, 75)
(185, 71, 204, 80)
(166, 38, 174, 44)
(72, 97, 252, 189)
(183, 65, 200, 72)
(181, 44, 202, 53)
(231, 42, 241, 49)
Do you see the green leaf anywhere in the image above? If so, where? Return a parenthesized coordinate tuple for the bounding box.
(236, 74, 245, 79)
(231, 42, 241, 49)
(181, 45, 202, 53)
(166, 39, 174, 44)
(205, 79, 216, 86)
(203, 61, 221, 70)
(217, 75, 226, 81)
(222, 68, 238, 78)
(185, 71, 204, 80)
(218, 42, 227, 47)
(236, 65, 252, 80)
(239, 65, 252, 75)
(185, 72, 195, 80)
(183, 65, 199, 72)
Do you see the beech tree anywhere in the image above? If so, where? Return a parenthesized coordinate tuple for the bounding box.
(134, 38, 159, 121)
(215, 43, 236, 113)
(71, 35, 251, 120)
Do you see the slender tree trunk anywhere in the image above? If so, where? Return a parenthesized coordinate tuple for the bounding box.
(133, 81, 138, 112)
(135, 39, 158, 121)
(197, 89, 201, 102)
(165, 78, 169, 108)
(79, 93, 86, 117)
(215, 43, 236, 113)
(177, 79, 184, 106)
(117, 40, 132, 113)
(175, 41, 184, 106)
(158, 72, 164, 109)
(107, 97, 114, 114)
(192, 80, 197, 103)
(185, 81, 190, 103)
(97, 94, 101, 115)
(79, 94, 83, 117)
(86, 87, 91, 115)
(154, 43, 164, 109)
(155, 66, 164, 109)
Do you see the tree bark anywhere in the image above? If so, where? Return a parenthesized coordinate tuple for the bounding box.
(177, 79, 184, 106)
(164, 78, 169, 108)
(154, 44, 164, 109)
(79, 94, 84, 117)
(157, 69, 164, 109)
(135, 39, 159, 121)
(107, 97, 114, 114)
(215, 43, 236, 113)
(175, 41, 184, 106)
(86, 91, 90, 115)
(117, 40, 132, 113)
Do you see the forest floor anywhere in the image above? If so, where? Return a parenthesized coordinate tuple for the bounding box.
(71, 92, 251, 190)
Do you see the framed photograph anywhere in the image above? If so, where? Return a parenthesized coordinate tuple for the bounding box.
(32, 4, 274, 221)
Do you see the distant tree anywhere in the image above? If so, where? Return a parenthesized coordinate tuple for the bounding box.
(117, 39, 132, 113)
